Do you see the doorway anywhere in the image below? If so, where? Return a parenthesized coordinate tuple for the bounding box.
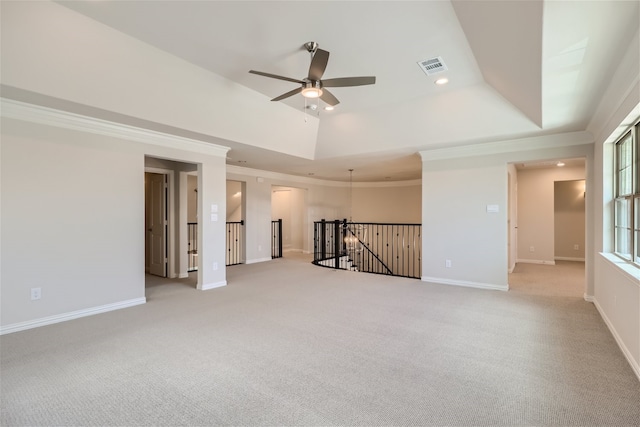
(144, 157, 199, 291)
(507, 159, 586, 297)
(554, 179, 586, 262)
(271, 186, 308, 257)
(226, 180, 245, 265)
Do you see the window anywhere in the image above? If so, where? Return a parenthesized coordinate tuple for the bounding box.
(614, 122, 640, 262)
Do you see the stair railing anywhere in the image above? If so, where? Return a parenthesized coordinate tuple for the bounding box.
(187, 222, 198, 272)
(343, 221, 393, 275)
(313, 219, 422, 279)
(271, 219, 283, 259)
(313, 219, 345, 269)
(226, 220, 244, 266)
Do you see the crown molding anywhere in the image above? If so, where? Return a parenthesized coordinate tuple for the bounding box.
(419, 131, 594, 161)
(1, 98, 230, 158)
(226, 164, 421, 188)
(602, 99, 640, 145)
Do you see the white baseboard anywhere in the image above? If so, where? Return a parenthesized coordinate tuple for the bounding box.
(584, 294, 594, 302)
(178, 273, 189, 278)
(516, 258, 556, 265)
(555, 256, 586, 262)
(198, 280, 227, 291)
(421, 276, 509, 292)
(284, 248, 304, 253)
(0, 297, 146, 335)
(245, 257, 272, 264)
(592, 297, 640, 382)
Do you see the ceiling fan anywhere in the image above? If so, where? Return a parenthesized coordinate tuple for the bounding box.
(249, 42, 376, 107)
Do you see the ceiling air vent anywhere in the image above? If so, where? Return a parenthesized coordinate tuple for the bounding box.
(417, 56, 447, 76)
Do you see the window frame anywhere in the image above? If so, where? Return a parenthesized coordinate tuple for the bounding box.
(614, 122, 640, 264)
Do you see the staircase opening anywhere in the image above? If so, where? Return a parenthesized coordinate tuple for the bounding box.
(313, 219, 422, 279)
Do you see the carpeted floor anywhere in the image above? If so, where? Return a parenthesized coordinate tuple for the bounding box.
(1, 257, 639, 426)
(509, 260, 585, 298)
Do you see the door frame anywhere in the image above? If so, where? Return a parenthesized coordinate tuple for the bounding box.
(271, 185, 309, 254)
(145, 167, 176, 278)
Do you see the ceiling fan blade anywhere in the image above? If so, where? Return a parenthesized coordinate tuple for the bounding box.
(320, 89, 340, 106)
(322, 76, 376, 87)
(249, 70, 304, 84)
(271, 87, 302, 102)
(308, 49, 330, 81)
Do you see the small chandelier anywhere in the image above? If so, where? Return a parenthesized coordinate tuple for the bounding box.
(344, 169, 358, 247)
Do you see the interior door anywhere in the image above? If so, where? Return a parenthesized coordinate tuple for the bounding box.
(148, 173, 167, 277)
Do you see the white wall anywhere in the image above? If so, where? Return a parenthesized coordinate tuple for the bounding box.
(589, 28, 640, 379)
(422, 157, 508, 290)
(188, 175, 198, 223)
(516, 166, 585, 264)
(554, 180, 586, 260)
(0, 105, 228, 333)
(226, 181, 242, 222)
(271, 186, 306, 252)
(507, 163, 518, 272)
(1, 120, 143, 327)
(272, 188, 293, 250)
(289, 188, 306, 251)
(352, 184, 421, 223)
(420, 136, 593, 292)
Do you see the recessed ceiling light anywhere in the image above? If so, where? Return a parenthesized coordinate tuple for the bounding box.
(324, 106, 334, 111)
(435, 77, 449, 85)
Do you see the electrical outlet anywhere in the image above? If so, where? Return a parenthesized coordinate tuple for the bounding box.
(213, 262, 218, 271)
(31, 287, 41, 301)
(529, 246, 535, 252)
(574, 244, 579, 250)
(445, 259, 452, 268)
(258, 245, 262, 251)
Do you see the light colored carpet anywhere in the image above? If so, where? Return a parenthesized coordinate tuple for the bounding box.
(509, 261, 585, 298)
(1, 258, 639, 426)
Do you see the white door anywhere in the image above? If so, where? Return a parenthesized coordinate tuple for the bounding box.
(148, 173, 167, 277)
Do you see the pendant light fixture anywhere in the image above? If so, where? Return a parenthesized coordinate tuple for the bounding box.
(345, 169, 358, 248)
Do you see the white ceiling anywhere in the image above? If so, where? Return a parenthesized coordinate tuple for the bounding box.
(54, 0, 639, 181)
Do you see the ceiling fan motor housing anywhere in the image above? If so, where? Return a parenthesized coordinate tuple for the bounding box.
(304, 41, 319, 53)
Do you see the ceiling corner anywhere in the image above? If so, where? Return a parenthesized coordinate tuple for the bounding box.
(452, 0, 543, 127)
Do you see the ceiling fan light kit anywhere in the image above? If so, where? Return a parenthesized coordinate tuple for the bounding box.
(249, 41, 376, 108)
(301, 81, 323, 98)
